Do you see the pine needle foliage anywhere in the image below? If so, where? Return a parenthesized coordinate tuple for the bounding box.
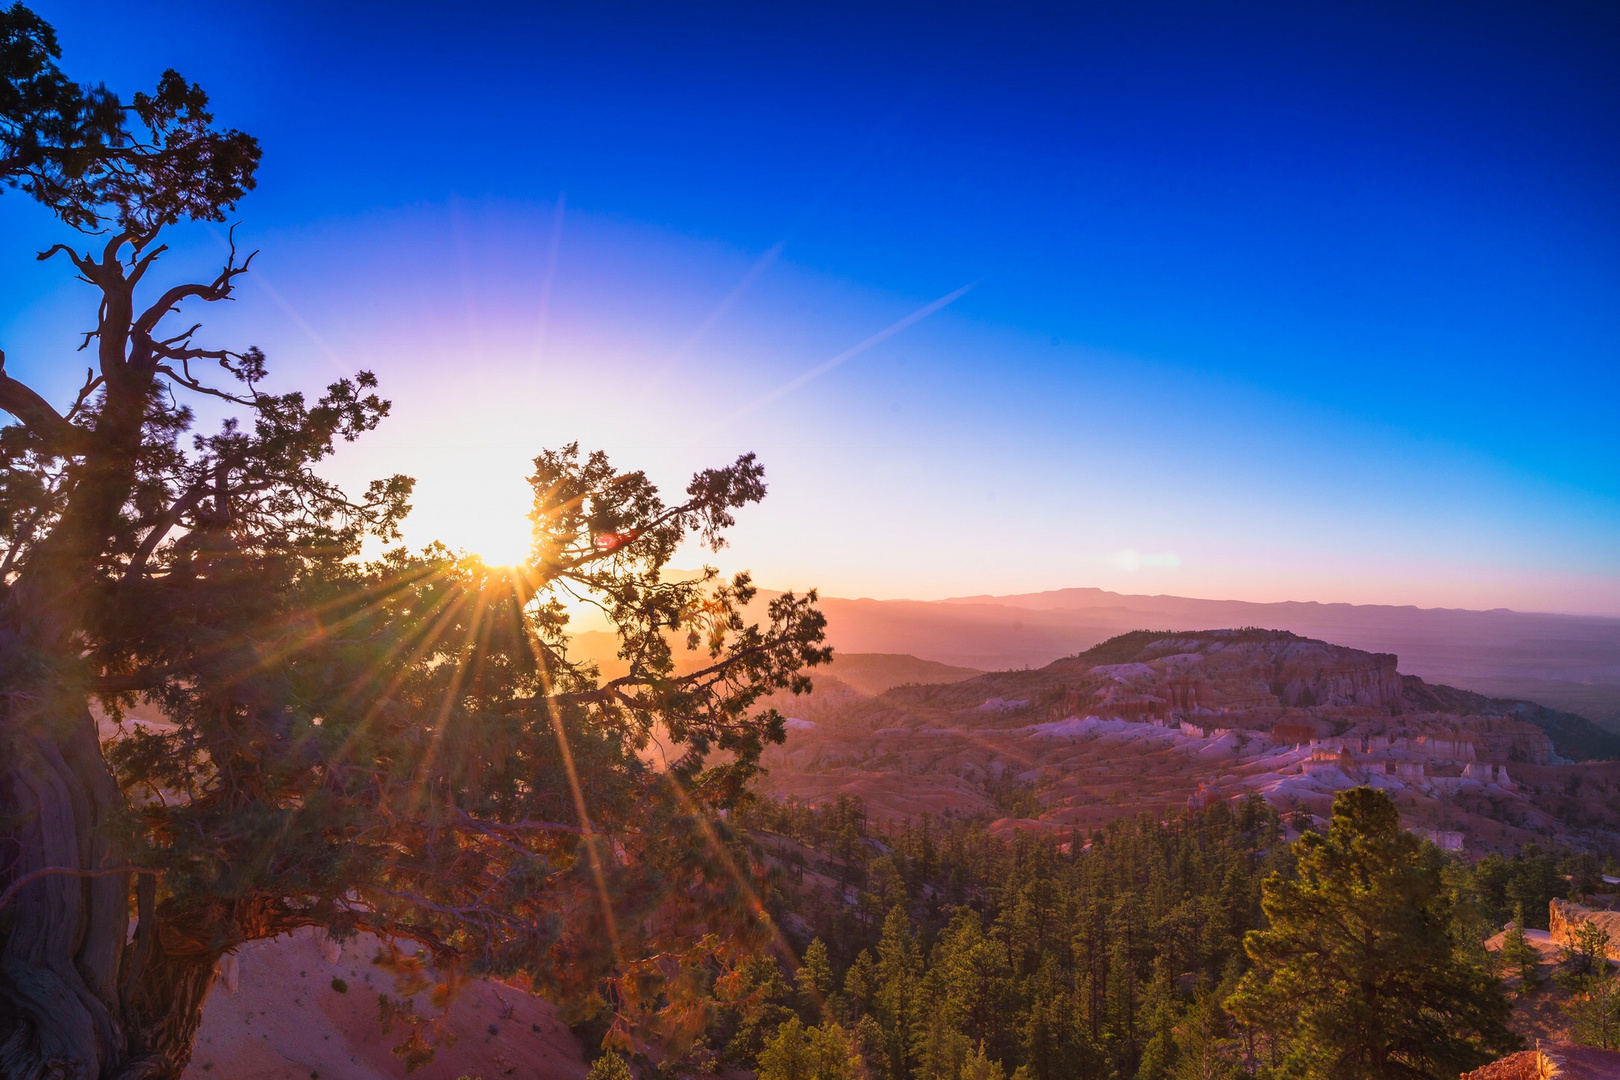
(0, 7, 829, 1075)
(1228, 787, 1519, 1080)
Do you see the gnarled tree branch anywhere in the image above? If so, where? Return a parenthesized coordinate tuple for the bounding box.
(0, 349, 93, 454)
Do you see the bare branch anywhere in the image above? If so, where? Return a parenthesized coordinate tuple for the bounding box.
(122, 478, 211, 582)
(0, 350, 94, 455)
(153, 363, 255, 406)
(156, 323, 202, 349)
(65, 368, 106, 421)
(132, 247, 257, 338)
(127, 242, 170, 288)
(0, 865, 160, 912)
(35, 243, 95, 277)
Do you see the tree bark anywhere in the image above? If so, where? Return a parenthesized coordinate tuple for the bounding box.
(0, 697, 231, 1080)
(113, 917, 222, 1080)
(0, 702, 130, 1080)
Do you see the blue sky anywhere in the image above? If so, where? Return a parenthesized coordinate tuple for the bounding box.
(4, 1, 1618, 612)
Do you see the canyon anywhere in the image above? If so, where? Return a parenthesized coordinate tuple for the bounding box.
(757, 629, 1620, 854)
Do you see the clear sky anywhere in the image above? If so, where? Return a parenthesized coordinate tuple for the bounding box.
(4, 1, 1618, 613)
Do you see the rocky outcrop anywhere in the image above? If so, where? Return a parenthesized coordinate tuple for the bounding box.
(1550, 898, 1620, 960)
(1266, 642, 1403, 710)
(1403, 676, 1620, 762)
(1464, 1046, 1620, 1080)
(1090, 630, 1407, 713)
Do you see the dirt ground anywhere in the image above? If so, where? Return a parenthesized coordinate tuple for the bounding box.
(1486, 927, 1579, 1047)
(181, 929, 588, 1080)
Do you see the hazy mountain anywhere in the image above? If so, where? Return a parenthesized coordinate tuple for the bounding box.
(565, 584, 1620, 728)
(820, 653, 984, 695)
(804, 588, 1620, 728)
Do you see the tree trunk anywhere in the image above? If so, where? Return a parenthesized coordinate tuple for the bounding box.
(0, 698, 131, 1080)
(114, 917, 222, 1080)
(0, 693, 227, 1080)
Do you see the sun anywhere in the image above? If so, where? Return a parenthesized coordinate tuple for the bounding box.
(389, 452, 543, 569)
(462, 512, 533, 568)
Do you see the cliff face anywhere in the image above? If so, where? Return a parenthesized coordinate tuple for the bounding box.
(1403, 676, 1620, 762)
(1087, 630, 1407, 714)
(1267, 640, 1404, 710)
(1549, 899, 1620, 961)
(1044, 630, 1614, 760)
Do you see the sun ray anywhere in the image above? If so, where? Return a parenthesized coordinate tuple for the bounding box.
(632, 240, 784, 405)
(531, 193, 566, 367)
(405, 580, 490, 816)
(707, 280, 975, 434)
(318, 573, 482, 776)
(519, 619, 624, 957)
(543, 695, 624, 957)
(655, 766, 826, 1011)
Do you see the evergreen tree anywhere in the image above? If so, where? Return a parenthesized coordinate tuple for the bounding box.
(1565, 969, 1620, 1051)
(1228, 787, 1520, 1080)
(725, 956, 800, 1064)
(0, 12, 829, 1074)
(758, 1018, 864, 1080)
(588, 1053, 636, 1080)
(961, 1041, 1009, 1080)
(843, 948, 881, 1021)
(1169, 989, 1239, 1080)
(912, 1006, 972, 1080)
(1562, 921, 1612, 977)
(750, 792, 1287, 1080)
(855, 1014, 892, 1079)
(1498, 906, 1541, 989)
(876, 905, 924, 1079)
(799, 938, 836, 1022)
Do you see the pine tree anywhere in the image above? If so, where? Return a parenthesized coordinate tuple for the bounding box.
(1566, 968, 1620, 1051)
(588, 1053, 636, 1080)
(876, 905, 923, 1079)
(1563, 920, 1612, 977)
(726, 955, 800, 1065)
(960, 1041, 1008, 1080)
(799, 938, 836, 1022)
(1228, 787, 1521, 1080)
(844, 949, 880, 1021)
(1169, 989, 1239, 1080)
(757, 1018, 864, 1080)
(1498, 905, 1542, 990)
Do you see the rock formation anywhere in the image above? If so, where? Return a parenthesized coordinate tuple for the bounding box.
(1550, 899, 1620, 961)
(757, 629, 1620, 853)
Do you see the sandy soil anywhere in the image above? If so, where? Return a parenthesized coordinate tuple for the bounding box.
(1485, 928, 1581, 1048)
(181, 929, 588, 1080)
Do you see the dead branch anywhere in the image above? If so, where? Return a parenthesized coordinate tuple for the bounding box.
(0, 865, 160, 912)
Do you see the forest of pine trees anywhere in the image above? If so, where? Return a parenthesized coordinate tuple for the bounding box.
(696, 790, 1590, 1080)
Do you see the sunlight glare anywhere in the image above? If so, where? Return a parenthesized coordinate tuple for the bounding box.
(412, 462, 535, 568)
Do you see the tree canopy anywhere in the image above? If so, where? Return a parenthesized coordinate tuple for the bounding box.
(0, 6, 826, 1077)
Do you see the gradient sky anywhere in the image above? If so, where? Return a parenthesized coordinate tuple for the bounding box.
(3, 1, 1618, 613)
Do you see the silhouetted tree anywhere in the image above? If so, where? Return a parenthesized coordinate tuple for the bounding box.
(0, 7, 826, 1077)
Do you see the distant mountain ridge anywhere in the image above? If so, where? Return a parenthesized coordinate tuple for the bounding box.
(801, 587, 1620, 728)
